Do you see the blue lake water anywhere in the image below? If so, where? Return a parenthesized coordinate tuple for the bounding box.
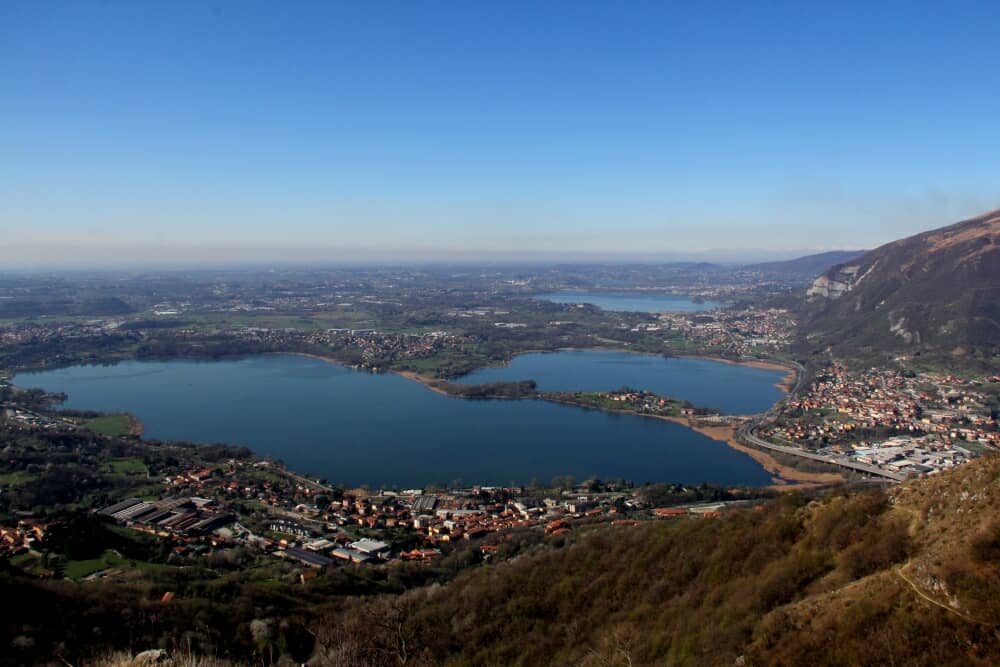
(536, 291, 724, 312)
(14, 354, 776, 488)
(458, 350, 786, 415)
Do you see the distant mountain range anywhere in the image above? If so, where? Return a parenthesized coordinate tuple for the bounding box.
(798, 208, 1000, 361)
(746, 250, 867, 277)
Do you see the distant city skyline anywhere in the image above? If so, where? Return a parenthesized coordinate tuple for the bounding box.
(2, 2, 999, 267)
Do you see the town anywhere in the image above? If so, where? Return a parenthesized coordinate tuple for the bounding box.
(755, 363, 997, 478)
(657, 306, 798, 356)
(1, 415, 761, 582)
(2, 267, 997, 604)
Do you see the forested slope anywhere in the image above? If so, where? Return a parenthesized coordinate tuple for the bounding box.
(316, 458, 1000, 666)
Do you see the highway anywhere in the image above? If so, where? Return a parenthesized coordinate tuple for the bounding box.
(736, 359, 907, 483)
(738, 423, 907, 482)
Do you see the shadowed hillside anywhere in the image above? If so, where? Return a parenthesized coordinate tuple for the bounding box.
(799, 208, 1000, 365)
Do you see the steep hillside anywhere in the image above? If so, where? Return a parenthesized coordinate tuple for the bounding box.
(799, 208, 1000, 363)
(749, 457, 1000, 666)
(313, 457, 1000, 666)
(7, 458, 1000, 666)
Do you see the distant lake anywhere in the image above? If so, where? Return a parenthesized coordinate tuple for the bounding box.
(458, 350, 785, 415)
(536, 291, 724, 312)
(15, 355, 774, 489)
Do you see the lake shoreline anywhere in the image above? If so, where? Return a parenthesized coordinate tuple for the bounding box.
(20, 350, 803, 488)
(21, 354, 778, 488)
(684, 423, 845, 489)
(680, 355, 797, 393)
(127, 413, 144, 437)
(539, 396, 841, 487)
(449, 346, 799, 394)
(533, 291, 727, 312)
(283, 348, 797, 404)
(279, 350, 810, 486)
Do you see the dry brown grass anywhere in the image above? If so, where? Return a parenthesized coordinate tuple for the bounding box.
(926, 211, 1000, 252)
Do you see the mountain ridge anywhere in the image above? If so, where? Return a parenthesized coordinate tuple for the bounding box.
(746, 250, 867, 278)
(799, 207, 1000, 362)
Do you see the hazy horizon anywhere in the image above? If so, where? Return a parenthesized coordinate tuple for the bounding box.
(3, 3, 999, 267)
(0, 241, 871, 271)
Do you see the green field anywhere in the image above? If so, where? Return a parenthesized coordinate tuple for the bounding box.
(61, 551, 126, 579)
(959, 440, 992, 456)
(85, 414, 133, 437)
(7, 552, 57, 577)
(105, 457, 148, 475)
(0, 471, 36, 487)
(9, 552, 35, 567)
(61, 549, 170, 580)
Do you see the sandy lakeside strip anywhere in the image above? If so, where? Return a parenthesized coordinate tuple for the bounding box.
(127, 413, 144, 437)
(689, 423, 845, 488)
(395, 370, 451, 397)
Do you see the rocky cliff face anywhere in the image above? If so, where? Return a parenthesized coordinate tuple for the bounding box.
(806, 264, 867, 299)
(798, 208, 1000, 360)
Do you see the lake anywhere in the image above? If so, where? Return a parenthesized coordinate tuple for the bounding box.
(536, 291, 724, 312)
(458, 350, 786, 415)
(14, 354, 776, 488)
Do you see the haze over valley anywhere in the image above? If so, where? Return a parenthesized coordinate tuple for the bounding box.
(2, 3, 1000, 666)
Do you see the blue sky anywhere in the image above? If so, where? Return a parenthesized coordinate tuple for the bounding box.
(2, 1, 999, 266)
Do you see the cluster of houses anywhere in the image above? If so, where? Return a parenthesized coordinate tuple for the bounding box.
(607, 389, 673, 408)
(303, 328, 469, 368)
(721, 308, 797, 350)
(264, 487, 707, 569)
(155, 460, 681, 571)
(658, 307, 796, 354)
(1, 317, 467, 381)
(0, 517, 56, 561)
(762, 364, 997, 477)
(164, 459, 331, 508)
(3, 444, 749, 580)
(0, 320, 125, 347)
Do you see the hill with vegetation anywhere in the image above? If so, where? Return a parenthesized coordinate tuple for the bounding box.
(798, 208, 1000, 366)
(303, 455, 1000, 666)
(55, 455, 1000, 667)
